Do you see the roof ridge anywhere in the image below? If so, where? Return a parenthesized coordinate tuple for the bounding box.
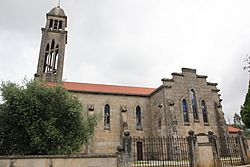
(62, 81, 156, 89)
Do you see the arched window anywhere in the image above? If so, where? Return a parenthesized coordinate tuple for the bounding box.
(43, 44, 50, 73)
(190, 89, 199, 120)
(136, 105, 142, 130)
(104, 104, 110, 129)
(44, 40, 59, 74)
(45, 44, 50, 52)
(182, 99, 189, 123)
(59, 20, 63, 30)
(49, 19, 53, 29)
(52, 45, 59, 74)
(54, 20, 58, 30)
(201, 100, 208, 123)
(51, 39, 55, 49)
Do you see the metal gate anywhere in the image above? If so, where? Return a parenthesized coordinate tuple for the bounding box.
(210, 136, 245, 167)
(219, 136, 243, 166)
(132, 136, 190, 167)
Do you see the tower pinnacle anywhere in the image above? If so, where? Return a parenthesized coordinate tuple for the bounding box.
(58, 0, 61, 7)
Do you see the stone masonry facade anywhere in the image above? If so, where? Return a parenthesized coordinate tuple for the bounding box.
(72, 68, 228, 154)
(34, 6, 229, 154)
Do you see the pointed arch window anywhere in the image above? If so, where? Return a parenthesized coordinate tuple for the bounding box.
(45, 44, 50, 51)
(182, 99, 189, 123)
(43, 44, 50, 73)
(43, 40, 59, 74)
(104, 104, 110, 129)
(136, 105, 142, 130)
(53, 45, 59, 73)
(190, 89, 199, 120)
(51, 39, 55, 49)
(201, 100, 209, 124)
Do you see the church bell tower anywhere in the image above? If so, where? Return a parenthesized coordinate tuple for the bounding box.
(35, 6, 67, 82)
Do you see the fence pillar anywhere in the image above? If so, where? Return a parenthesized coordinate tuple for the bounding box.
(237, 131, 249, 164)
(196, 131, 217, 167)
(187, 130, 198, 167)
(117, 130, 132, 167)
(208, 131, 221, 167)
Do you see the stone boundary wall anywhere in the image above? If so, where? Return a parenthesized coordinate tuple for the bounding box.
(0, 154, 117, 167)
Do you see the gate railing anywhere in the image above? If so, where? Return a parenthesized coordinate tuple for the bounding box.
(209, 131, 249, 167)
(132, 136, 190, 167)
(218, 136, 242, 166)
(117, 130, 249, 167)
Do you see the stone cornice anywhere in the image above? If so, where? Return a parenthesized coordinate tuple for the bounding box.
(197, 75, 207, 79)
(68, 89, 150, 97)
(207, 82, 218, 86)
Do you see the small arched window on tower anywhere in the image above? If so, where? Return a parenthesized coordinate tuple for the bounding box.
(190, 89, 199, 120)
(201, 100, 209, 124)
(49, 19, 53, 29)
(59, 20, 63, 30)
(136, 105, 142, 130)
(104, 104, 110, 130)
(54, 20, 58, 30)
(182, 99, 189, 123)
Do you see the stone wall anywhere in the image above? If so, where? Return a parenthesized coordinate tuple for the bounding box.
(149, 88, 164, 136)
(67, 68, 228, 154)
(0, 154, 117, 167)
(73, 92, 151, 154)
(161, 68, 225, 137)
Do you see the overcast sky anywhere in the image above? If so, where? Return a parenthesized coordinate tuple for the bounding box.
(0, 0, 249, 123)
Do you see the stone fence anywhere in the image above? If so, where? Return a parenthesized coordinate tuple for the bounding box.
(0, 154, 117, 167)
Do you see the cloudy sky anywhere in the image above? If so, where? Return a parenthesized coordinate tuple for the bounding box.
(0, 0, 249, 122)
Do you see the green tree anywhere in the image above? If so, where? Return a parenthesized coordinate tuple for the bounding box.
(241, 84, 250, 128)
(0, 80, 97, 155)
(233, 113, 243, 129)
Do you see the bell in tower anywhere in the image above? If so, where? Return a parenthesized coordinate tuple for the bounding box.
(34, 6, 67, 83)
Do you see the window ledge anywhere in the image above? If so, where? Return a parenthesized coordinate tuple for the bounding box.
(204, 123, 209, 126)
(184, 122, 190, 126)
(136, 126, 143, 131)
(194, 119, 200, 123)
(104, 125, 110, 130)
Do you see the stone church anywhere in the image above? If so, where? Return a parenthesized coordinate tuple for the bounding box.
(34, 6, 228, 154)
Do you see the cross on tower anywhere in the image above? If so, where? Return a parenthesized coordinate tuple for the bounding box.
(58, 0, 61, 7)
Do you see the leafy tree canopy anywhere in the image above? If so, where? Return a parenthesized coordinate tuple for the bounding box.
(0, 80, 97, 155)
(233, 113, 243, 129)
(241, 84, 250, 129)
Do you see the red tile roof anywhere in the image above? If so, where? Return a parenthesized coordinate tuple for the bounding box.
(47, 82, 156, 95)
(228, 126, 241, 133)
